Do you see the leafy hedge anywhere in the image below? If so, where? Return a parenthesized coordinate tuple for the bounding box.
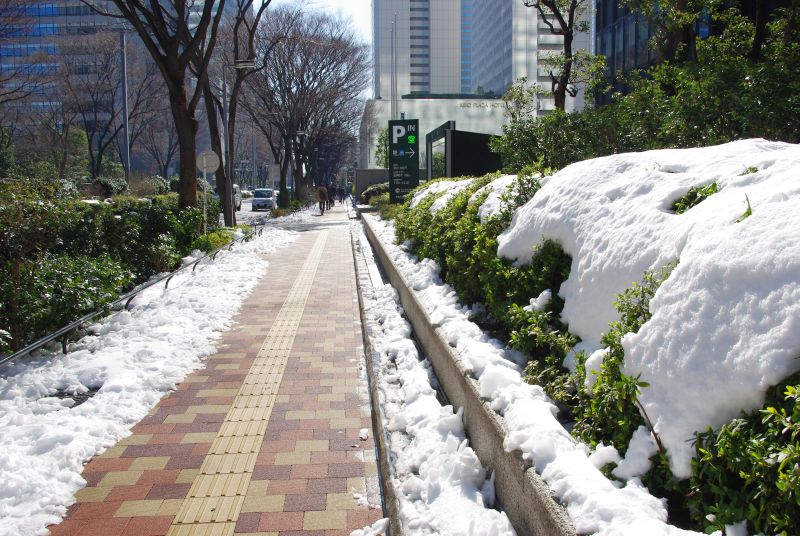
(394, 171, 574, 396)
(360, 182, 389, 204)
(491, 6, 800, 173)
(388, 174, 799, 535)
(0, 176, 222, 353)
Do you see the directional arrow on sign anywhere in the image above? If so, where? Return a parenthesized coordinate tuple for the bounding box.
(407, 147, 415, 158)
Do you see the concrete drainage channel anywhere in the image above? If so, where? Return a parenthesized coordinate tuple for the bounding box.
(357, 215, 576, 536)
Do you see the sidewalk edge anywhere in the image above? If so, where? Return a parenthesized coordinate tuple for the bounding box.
(361, 216, 576, 536)
(350, 227, 405, 536)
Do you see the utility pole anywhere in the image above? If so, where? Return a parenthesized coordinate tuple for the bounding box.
(120, 30, 130, 183)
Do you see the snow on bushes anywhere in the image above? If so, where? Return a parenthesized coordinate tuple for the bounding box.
(497, 138, 800, 478)
(380, 139, 800, 534)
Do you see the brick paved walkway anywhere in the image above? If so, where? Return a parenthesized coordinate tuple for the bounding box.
(48, 204, 383, 536)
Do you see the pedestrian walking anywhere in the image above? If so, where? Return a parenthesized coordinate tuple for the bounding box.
(316, 185, 328, 215)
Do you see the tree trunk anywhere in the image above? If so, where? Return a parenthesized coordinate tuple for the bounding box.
(279, 151, 291, 208)
(226, 84, 239, 225)
(748, 0, 768, 62)
(168, 80, 198, 209)
(553, 32, 573, 111)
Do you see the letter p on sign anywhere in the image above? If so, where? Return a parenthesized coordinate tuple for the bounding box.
(392, 125, 406, 144)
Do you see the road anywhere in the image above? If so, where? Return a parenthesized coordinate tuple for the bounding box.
(218, 198, 273, 226)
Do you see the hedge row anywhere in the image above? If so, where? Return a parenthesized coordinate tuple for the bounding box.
(0, 176, 221, 354)
(390, 174, 799, 535)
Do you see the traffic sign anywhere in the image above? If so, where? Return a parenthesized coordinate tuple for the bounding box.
(196, 150, 220, 172)
(388, 119, 419, 203)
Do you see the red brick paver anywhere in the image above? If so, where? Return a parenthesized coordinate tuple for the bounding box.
(47, 205, 382, 536)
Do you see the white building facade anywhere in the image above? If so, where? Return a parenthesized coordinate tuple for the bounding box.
(363, 0, 591, 168)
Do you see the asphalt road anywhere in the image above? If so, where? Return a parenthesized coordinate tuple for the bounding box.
(216, 198, 273, 226)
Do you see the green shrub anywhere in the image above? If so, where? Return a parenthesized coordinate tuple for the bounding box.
(191, 229, 235, 253)
(0, 182, 215, 351)
(572, 263, 675, 454)
(369, 192, 403, 221)
(0, 253, 133, 351)
(688, 375, 800, 536)
(671, 183, 719, 214)
(394, 171, 576, 411)
(360, 182, 389, 204)
(130, 175, 170, 196)
(490, 6, 800, 174)
(386, 161, 800, 532)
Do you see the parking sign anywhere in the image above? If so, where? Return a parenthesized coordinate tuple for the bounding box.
(388, 119, 419, 203)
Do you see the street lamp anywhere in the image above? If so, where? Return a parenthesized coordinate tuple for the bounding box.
(119, 28, 130, 183)
(221, 59, 256, 222)
(294, 130, 307, 199)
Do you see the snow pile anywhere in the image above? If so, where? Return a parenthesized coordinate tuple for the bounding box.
(428, 179, 474, 213)
(0, 228, 299, 536)
(350, 518, 389, 536)
(367, 216, 697, 535)
(496, 139, 800, 477)
(268, 205, 320, 223)
(356, 230, 515, 535)
(471, 174, 516, 223)
(410, 179, 464, 209)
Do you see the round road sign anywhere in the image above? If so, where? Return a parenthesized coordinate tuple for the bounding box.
(196, 150, 220, 172)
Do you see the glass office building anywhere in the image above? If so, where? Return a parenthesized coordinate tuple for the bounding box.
(0, 1, 117, 106)
(372, 0, 588, 112)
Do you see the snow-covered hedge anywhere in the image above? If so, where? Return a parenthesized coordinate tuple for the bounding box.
(388, 139, 800, 534)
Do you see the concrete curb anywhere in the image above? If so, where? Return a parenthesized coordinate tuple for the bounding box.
(350, 228, 405, 536)
(361, 215, 576, 536)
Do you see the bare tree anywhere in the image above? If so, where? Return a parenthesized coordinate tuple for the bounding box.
(82, 0, 228, 208)
(244, 8, 369, 207)
(15, 103, 88, 183)
(140, 112, 179, 180)
(59, 31, 161, 179)
(192, 0, 281, 226)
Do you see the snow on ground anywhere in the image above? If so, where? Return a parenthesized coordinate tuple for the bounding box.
(362, 137, 800, 535)
(367, 214, 692, 535)
(495, 139, 800, 478)
(354, 228, 515, 536)
(0, 217, 306, 536)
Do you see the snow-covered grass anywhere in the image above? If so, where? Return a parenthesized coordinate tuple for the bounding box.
(364, 138, 800, 536)
(0, 227, 299, 536)
(354, 228, 515, 535)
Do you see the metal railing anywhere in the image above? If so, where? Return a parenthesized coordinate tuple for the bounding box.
(0, 223, 265, 368)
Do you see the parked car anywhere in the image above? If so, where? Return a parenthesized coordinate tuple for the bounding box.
(252, 188, 277, 211)
(212, 184, 242, 211)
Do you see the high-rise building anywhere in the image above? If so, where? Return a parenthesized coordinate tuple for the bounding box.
(372, 0, 462, 99)
(362, 0, 592, 168)
(371, 0, 588, 110)
(0, 1, 118, 108)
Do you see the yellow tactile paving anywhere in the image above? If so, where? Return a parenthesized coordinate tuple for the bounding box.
(49, 207, 383, 536)
(167, 522, 236, 536)
(166, 231, 329, 535)
(189, 473, 250, 498)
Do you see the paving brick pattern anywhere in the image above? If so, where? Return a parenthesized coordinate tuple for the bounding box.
(48, 205, 382, 536)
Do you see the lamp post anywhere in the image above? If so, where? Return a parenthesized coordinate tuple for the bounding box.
(119, 29, 130, 183)
(294, 130, 307, 200)
(221, 59, 255, 223)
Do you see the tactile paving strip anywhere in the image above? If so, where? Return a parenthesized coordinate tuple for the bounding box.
(166, 231, 328, 535)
